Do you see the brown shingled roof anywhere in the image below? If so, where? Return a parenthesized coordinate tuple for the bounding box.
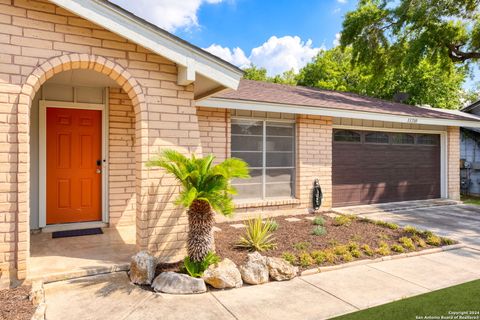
(213, 79, 472, 121)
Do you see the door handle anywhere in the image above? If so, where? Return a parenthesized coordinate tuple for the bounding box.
(96, 168, 102, 174)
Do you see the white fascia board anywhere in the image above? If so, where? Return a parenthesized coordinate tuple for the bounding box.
(198, 97, 480, 128)
(50, 0, 242, 89)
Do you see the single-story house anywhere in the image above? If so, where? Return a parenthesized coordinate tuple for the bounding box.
(459, 100, 480, 195)
(1, 0, 480, 286)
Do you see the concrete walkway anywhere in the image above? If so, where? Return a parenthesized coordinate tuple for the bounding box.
(44, 247, 480, 320)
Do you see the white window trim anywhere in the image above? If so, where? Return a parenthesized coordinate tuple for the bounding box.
(231, 117, 296, 201)
(38, 97, 109, 228)
(333, 124, 448, 199)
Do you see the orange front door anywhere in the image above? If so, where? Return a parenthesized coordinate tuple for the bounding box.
(46, 108, 102, 224)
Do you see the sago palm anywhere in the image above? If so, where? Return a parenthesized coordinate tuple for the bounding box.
(147, 149, 249, 262)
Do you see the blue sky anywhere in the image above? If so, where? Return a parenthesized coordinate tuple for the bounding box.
(111, 0, 477, 89)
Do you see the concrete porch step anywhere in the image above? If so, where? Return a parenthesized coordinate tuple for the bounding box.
(333, 199, 461, 216)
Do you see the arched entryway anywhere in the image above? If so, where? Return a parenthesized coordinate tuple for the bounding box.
(16, 54, 148, 280)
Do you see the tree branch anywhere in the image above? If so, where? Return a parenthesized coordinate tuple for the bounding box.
(447, 44, 480, 62)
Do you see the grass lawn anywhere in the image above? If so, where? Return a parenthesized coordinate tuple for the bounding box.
(461, 195, 480, 206)
(332, 279, 480, 320)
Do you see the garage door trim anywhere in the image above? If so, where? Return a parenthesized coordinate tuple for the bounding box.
(332, 124, 448, 201)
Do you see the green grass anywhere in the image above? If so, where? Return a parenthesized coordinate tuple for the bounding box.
(461, 195, 480, 206)
(331, 279, 480, 320)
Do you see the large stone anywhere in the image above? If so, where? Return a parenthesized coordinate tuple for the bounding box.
(239, 252, 269, 285)
(152, 272, 207, 294)
(129, 251, 156, 285)
(203, 258, 242, 289)
(266, 257, 298, 281)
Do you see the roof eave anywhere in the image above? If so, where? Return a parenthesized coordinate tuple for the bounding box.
(49, 0, 243, 90)
(198, 97, 480, 128)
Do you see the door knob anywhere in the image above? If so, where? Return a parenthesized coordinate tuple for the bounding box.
(96, 168, 102, 174)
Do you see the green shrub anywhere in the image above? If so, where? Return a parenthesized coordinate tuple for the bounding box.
(298, 252, 315, 267)
(350, 248, 362, 258)
(310, 250, 327, 264)
(268, 219, 279, 231)
(312, 226, 327, 236)
(361, 244, 374, 256)
(376, 241, 391, 256)
(333, 245, 349, 255)
(294, 241, 311, 251)
(347, 242, 359, 251)
(281, 252, 297, 265)
(236, 216, 277, 252)
(313, 216, 325, 226)
(391, 244, 405, 253)
(422, 230, 434, 238)
(324, 249, 336, 263)
(441, 237, 455, 245)
(412, 235, 427, 248)
(375, 221, 399, 230)
(342, 251, 354, 262)
(333, 215, 353, 226)
(183, 252, 220, 278)
(426, 234, 442, 246)
(403, 225, 420, 235)
(399, 237, 416, 250)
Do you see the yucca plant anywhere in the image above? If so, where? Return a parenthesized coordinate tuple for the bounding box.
(236, 217, 277, 252)
(147, 149, 249, 262)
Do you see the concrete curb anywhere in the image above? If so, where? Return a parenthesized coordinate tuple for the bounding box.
(300, 243, 466, 276)
(30, 280, 46, 320)
(29, 263, 130, 284)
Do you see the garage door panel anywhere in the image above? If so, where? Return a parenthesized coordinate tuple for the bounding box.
(332, 130, 441, 207)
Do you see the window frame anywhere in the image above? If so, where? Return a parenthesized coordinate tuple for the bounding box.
(231, 117, 296, 201)
(333, 130, 362, 143)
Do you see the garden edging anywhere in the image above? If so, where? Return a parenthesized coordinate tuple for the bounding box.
(300, 243, 465, 276)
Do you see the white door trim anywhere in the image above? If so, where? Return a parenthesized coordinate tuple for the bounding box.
(332, 125, 448, 199)
(38, 99, 109, 227)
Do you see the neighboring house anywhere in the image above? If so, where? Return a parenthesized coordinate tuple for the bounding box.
(460, 100, 480, 195)
(0, 0, 479, 287)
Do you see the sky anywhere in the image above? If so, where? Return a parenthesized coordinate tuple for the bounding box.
(110, 0, 478, 89)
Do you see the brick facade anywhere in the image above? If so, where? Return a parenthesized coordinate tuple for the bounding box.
(448, 126, 460, 200)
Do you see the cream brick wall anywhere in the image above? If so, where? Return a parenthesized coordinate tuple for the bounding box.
(448, 126, 460, 200)
(108, 88, 136, 226)
(0, 0, 200, 284)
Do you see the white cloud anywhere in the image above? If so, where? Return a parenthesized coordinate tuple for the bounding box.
(333, 33, 341, 46)
(204, 36, 323, 76)
(203, 44, 250, 68)
(333, 7, 341, 13)
(110, 0, 224, 32)
(337, 0, 347, 3)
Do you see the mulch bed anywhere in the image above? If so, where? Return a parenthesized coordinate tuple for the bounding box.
(214, 212, 452, 271)
(0, 286, 35, 320)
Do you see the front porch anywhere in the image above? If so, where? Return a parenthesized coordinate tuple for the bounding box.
(29, 225, 136, 283)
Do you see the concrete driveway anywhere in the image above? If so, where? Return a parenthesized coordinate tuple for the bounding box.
(336, 201, 480, 250)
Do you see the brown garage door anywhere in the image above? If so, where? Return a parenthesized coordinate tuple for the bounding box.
(332, 129, 441, 207)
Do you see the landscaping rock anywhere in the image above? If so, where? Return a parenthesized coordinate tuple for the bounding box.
(129, 251, 156, 285)
(266, 257, 298, 281)
(152, 272, 207, 294)
(203, 258, 242, 289)
(239, 252, 269, 285)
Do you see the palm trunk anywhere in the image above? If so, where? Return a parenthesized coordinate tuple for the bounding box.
(187, 199, 214, 262)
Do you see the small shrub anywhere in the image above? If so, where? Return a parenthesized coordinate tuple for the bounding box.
(328, 239, 339, 246)
(375, 221, 399, 230)
(342, 251, 354, 262)
(312, 226, 327, 236)
(313, 216, 325, 226)
(324, 249, 336, 263)
(347, 242, 359, 251)
(350, 248, 362, 258)
(236, 216, 277, 252)
(375, 241, 391, 256)
(399, 237, 415, 250)
(361, 244, 374, 256)
(441, 237, 455, 245)
(426, 234, 441, 246)
(391, 244, 405, 253)
(184, 252, 220, 278)
(268, 219, 279, 231)
(310, 250, 326, 264)
(359, 217, 374, 223)
(412, 235, 427, 248)
(294, 241, 311, 251)
(422, 230, 434, 238)
(377, 233, 391, 240)
(403, 225, 420, 235)
(281, 252, 297, 265)
(298, 252, 315, 267)
(333, 215, 353, 226)
(333, 245, 348, 255)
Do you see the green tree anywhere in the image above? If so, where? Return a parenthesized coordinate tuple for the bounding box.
(243, 65, 298, 85)
(242, 65, 268, 81)
(147, 150, 249, 262)
(297, 47, 466, 109)
(340, 0, 480, 70)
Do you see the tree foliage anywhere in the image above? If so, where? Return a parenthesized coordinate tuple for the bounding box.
(340, 0, 480, 70)
(243, 65, 297, 85)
